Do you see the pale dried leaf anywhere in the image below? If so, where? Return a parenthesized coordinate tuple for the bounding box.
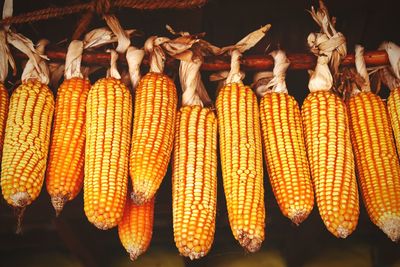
(354, 44, 370, 92)
(0, 30, 15, 82)
(21, 39, 50, 84)
(104, 15, 131, 54)
(2, 0, 12, 30)
(106, 49, 121, 79)
(83, 27, 136, 49)
(126, 46, 145, 89)
(64, 40, 83, 79)
(7, 31, 41, 73)
(234, 24, 271, 53)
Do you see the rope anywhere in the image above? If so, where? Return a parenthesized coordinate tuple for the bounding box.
(0, 0, 208, 25)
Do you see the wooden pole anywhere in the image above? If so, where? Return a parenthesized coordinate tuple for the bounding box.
(13, 48, 389, 71)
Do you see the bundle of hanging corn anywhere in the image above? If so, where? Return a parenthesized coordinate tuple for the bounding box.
(46, 26, 131, 216)
(302, 1, 359, 238)
(346, 45, 400, 242)
(255, 50, 314, 225)
(173, 48, 217, 259)
(216, 25, 270, 252)
(1, 36, 54, 232)
(118, 46, 155, 261)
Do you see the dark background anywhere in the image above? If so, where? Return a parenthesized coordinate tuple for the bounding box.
(0, 0, 399, 266)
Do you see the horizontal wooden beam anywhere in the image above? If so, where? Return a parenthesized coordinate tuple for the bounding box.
(13, 48, 389, 71)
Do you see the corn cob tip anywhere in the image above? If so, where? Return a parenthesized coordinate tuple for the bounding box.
(127, 247, 143, 261)
(289, 209, 309, 226)
(336, 225, 350, 239)
(238, 231, 263, 253)
(51, 195, 68, 217)
(92, 221, 114, 231)
(130, 191, 147, 205)
(380, 217, 400, 242)
(180, 247, 206, 260)
(10, 192, 31, 208)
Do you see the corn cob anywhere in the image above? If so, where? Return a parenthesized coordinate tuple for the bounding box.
(348, 91, 400, 241)
(118, 196, 154, 261)
(260, 92, 314, 224)
(257, 51, 314, 225)
(302, 91, 359, 237)
(0, 83, 8, 163)
(1, 79, 54, 208)
(388, 87, 400, 153)
(173, 105, 217, 259)
(130, 72, 177, 204)
(84, 76, 131, 229)
(46, 77, 90, 215)
(346, 45, 400, 241)
(216, 81, 265, 252)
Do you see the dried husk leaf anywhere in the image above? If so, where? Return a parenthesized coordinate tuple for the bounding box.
(104, 15, 131, 54)
(0, 30, 15, 82)
(179, 50, 211, 107)
(126, 46, 145, 89)
(255, 50, 290, 97)
(106, 49, 121, 79)
(21, 39, 50, 84)
(64, 40, 84, 80)
(83, 27, 135, 49)
(354, 44, 370, 92)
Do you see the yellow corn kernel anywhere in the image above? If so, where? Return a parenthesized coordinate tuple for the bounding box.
(302, 91, 359, 238)
(172, 106, 217, 259)
(1, 79, 54, 208)
(0, 82, 9, 163)
(118, 197, 154, 261)
(46, 77, 90, 216)
(130, 72, 177, 204)
(348, 91, 400, 242)
(216, 82, 265, 252)
(84, 77, 131, 230)
(388, 87, 400, 153)
(260, 92, 314, 225)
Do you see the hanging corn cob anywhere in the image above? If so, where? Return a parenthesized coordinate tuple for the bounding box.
(173, 52, 217, 259)
(84, 15, 134, 230)
(45, 40, 90, 216)
(129, 36, 182, 205)
(255, 50, 314, 225)
(1, 37, 54, 231)
(379, 41, 400, 154)
(216, 25, 270, 252)
(302, 1, 359, 238)
(0, 30, 14, 163)
(84, 49, 131, 230)
(118, 196, 154, 261)
(346, 45, 400, 242)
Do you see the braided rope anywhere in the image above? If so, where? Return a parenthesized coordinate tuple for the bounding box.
(0, 0, 207, 25)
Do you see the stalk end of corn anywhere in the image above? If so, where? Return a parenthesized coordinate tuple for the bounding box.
(238, 231, 263, 253)
(127, 247, 143, 261)
(9, 192, 31, 208)
(289, 208, 310, 226)
(379, 216, 400, 242)
(15, 206, 26, 235)
(51, 194, 68, 217)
